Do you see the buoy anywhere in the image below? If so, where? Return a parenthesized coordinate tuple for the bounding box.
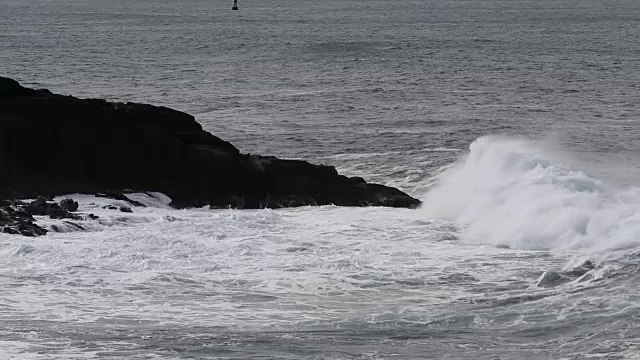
(232, 0, 238, 10)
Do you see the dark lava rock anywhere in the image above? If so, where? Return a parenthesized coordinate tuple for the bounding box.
(23, 197, 80, 220)
(0, 200, 48, 237)
(95, 192, 145, 207)
(47, 203, 79, 219)
(0, 77, 421, 209)
(101, 204, 132, 212)
(51, 221, 85, 233)
(23, 197, 49, 216)
(0, 197, 96, 237)
(60, 198, 79, 212)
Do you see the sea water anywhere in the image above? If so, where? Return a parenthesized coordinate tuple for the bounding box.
(1, 0, 639, 358)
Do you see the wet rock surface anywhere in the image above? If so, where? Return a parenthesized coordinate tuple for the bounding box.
(0, 197, 90, 237)
(0, 77, 421, 210)
(0, 200, 47, 237)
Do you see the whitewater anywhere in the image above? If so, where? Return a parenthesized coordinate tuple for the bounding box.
(0, 137, 638, 358)
(2, 0, 640, 358)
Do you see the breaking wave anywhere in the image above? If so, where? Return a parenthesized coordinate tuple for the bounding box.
(422, 136, 640, 256)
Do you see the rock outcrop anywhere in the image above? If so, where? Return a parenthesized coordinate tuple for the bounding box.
(0, 77, 421, 209)
(0, 200, 48, 237)
(0, 197, 88, 236)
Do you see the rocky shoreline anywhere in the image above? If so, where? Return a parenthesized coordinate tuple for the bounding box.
(0, 197, 82, 236)
(0, 76, 420, 235)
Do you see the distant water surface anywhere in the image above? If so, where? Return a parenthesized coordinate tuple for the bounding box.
(1, 0, 640, 358)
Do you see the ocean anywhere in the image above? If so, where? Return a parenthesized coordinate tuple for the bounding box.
(1, 0, 639, 358)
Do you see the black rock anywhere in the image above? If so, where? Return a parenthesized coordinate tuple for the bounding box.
(23, 197, 80, 220)
(2, 227, 19, 235)
(101, 204, 133, 212)
(60, 198, 79, 212)
(51, 221, 85, 232)
(95, 192, 145, 207)
(23, 197, 49, 216)
(47, 203, 80, 219)
(63, 221, 84, 230)
(0, 77, 421, 209)
(0, 200, 48, 237)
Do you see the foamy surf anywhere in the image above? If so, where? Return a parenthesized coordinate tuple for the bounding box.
(0, 173, 636, 358)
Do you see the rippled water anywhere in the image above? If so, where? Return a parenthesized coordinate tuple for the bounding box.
(2, 0, 640, 358)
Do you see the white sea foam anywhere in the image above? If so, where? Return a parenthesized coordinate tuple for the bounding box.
(0, 168, 633, 358)
(422, 136, 640, 256)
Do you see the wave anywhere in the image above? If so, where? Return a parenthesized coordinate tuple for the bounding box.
(421, 136, 640, 256)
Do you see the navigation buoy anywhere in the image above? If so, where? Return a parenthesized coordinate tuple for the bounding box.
(232, 0, 238, 10)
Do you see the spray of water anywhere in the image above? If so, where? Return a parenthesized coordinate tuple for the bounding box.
(421, 136, 640, 256)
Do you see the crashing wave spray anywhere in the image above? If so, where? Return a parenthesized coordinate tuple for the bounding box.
(422, 136, 640, 255)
